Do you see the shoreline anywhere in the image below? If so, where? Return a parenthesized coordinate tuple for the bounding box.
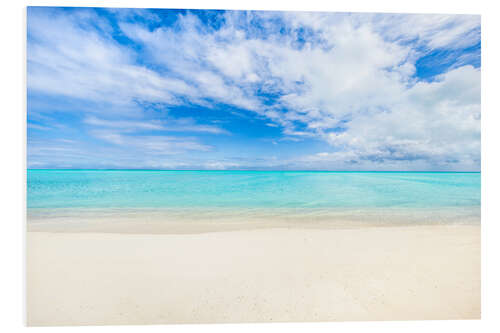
(27, 206, 481, 234)
(27, 219, 480, 235)
(27, 224, 480, 325)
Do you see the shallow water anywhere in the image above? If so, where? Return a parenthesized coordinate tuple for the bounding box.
(27, 170, 480, 226)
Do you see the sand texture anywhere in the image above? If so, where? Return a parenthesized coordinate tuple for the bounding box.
(26, 225, 480, 326)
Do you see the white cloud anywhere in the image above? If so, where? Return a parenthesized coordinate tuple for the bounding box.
(27, 123, 51, 131)
(319, 66, 480, 169)
(27, 9, 481, 170)
(84, 116, 165, 131)
(118, 18, 263, 111)
(91, 131, 212, 153)
(84, 116, 229, 134)
(84, 115, 225, 156)
(372, 13, 480, 50)
(280, 12, 480, 50)
(27, 8, 191, 114)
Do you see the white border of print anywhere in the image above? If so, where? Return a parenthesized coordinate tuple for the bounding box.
(1, 0, 498, 332)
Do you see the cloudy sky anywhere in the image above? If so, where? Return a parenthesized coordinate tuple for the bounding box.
(27, 7, 481, 170)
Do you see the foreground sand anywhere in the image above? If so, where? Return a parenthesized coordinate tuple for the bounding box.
(26, 225, 480, 326)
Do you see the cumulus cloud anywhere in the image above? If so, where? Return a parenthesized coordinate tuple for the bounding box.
(320, 65, 480, 170)
(27, 8, 481, 170)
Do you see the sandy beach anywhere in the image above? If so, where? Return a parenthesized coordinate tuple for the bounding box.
(26, 224, 480, 326)
(25, 4, 482, 328)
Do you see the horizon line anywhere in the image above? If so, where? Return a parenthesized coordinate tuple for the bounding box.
(26, 168, 481, 173)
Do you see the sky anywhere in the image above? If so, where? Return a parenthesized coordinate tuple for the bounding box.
(27, 7, 481, 171)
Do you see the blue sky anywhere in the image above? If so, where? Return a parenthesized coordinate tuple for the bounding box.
(27, 7, 481, 170)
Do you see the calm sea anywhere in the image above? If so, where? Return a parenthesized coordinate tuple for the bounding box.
(27, 170, 481, 225)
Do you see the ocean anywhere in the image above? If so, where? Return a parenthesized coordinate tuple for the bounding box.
(27, 170, 481, 226)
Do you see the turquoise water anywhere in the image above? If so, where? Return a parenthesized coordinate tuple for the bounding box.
(27, 170, 480, 212)
(27, 170, 480, 226)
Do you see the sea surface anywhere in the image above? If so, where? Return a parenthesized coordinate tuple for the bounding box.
(27, 170, 481, 226)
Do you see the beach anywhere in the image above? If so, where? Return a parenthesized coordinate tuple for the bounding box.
(27, 224, 480, 326)
(25, 5, 483, 328)
(26, 170, 481, 325)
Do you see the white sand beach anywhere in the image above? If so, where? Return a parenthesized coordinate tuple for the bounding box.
(25, 4, 482, 327)
(26, 224, 480, 326)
